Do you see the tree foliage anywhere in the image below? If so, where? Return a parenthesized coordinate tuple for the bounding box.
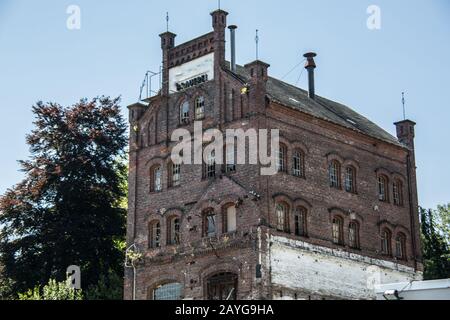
(420, 204, 450, 280)
(0, 97, 127, 298)
(18, 279, 83, 300)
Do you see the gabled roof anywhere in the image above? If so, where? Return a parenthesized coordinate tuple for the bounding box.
(227, 63, 402, 147)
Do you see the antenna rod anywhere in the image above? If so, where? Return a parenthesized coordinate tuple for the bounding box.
(255, 29, 259, 60)
(402, 92, 406, 120)
(166, 12, 169, 32)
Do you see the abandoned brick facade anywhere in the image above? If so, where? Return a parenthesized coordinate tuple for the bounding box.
(124, 9, 423, 300)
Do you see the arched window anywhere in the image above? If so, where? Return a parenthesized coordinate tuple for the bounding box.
(294, 206, 307, 236)
(223, 205, 237, 233)
(395, 233, 406, 260)
(332, 216, 344, 245)
(180, 101, 190, 124)
(167, 216, 181, 245)
(168, 161, 181, 188)
(292, 150, 305, 178)
(393, 179, 403, 206)
(329, 160, 341, 188)
(150, 165, 162, 192)
(195, 96, 205, 120)
(348, 221, 360, 249)
(207, 273, 238, 300)
(275, 202, 289, 232)
(378, 175, 389, 202)
(345, 166, 356, 193)
(381, 228, 392, 255)
(203, 149, 216, 178)
(153, 282, 182, 300)
(149, 220, 161, 248)
(276, 143, 287, 173)
(203, 209, 216, 237)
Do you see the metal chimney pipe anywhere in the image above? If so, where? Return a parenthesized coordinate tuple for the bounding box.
(303, 52, 317, 99)
(228, 25, 237, 72)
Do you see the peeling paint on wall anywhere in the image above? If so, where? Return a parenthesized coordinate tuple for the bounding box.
(270, 236, 422, 300)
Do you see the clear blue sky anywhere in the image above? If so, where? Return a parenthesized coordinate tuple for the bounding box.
(0, 0, 449, 209)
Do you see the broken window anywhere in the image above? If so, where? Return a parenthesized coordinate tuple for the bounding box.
(180, 101, 190, 124)
(153, 282, 182, 300)
(203, 209, 216, 237)
(207, 273, 237, 300)
(195, 96, 205, 120)
(168, 217, 181, 245)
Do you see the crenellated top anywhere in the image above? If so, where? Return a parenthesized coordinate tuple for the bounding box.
(168, 32, 215, 68)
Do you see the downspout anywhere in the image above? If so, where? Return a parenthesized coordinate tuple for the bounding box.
(406, 152, 418, 271)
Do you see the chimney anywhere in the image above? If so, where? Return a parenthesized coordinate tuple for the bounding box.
(228, 25, 237, 72)
(303, 52, 317, 99)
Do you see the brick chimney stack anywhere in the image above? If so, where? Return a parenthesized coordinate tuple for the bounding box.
(211, 9, 228, 69)
(159, 31, 176, 96)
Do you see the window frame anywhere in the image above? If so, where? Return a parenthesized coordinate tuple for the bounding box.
(329, 160, 341, 188)
(149, 220, 161, 248)
(348, 221, 360, 249)
(344, 166, 356, 193)
(381, 228, 392, 256)
(292, 150, 305, 178)
(294, 206, 307, 237)
(195, 96, 205, 120)
(332, 216, 344, 245)
(275, 202, 289, 233)
(202, 209, 217, 238)
(378, 175, 389, 202)
(179, 101, 190, 124)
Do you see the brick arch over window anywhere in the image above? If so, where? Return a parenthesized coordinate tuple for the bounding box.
(147, 275, 184, 300)
(200, 261, 242, 300)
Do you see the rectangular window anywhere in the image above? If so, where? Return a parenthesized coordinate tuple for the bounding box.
(172, 163, 181, 187)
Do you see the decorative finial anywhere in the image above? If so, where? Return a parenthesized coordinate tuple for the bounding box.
(218, 0, 221, 10)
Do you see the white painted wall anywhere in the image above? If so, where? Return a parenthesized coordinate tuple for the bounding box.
(270, 236, 422, 300)
(168, 53, 214, 93)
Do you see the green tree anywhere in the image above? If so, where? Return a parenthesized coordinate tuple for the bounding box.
(18, 279, 83, 300)
(0, 97, 127, 298)
(420, 205, 450, 280)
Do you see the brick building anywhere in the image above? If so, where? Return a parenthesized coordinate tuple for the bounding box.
(124, 9, 422, 300)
